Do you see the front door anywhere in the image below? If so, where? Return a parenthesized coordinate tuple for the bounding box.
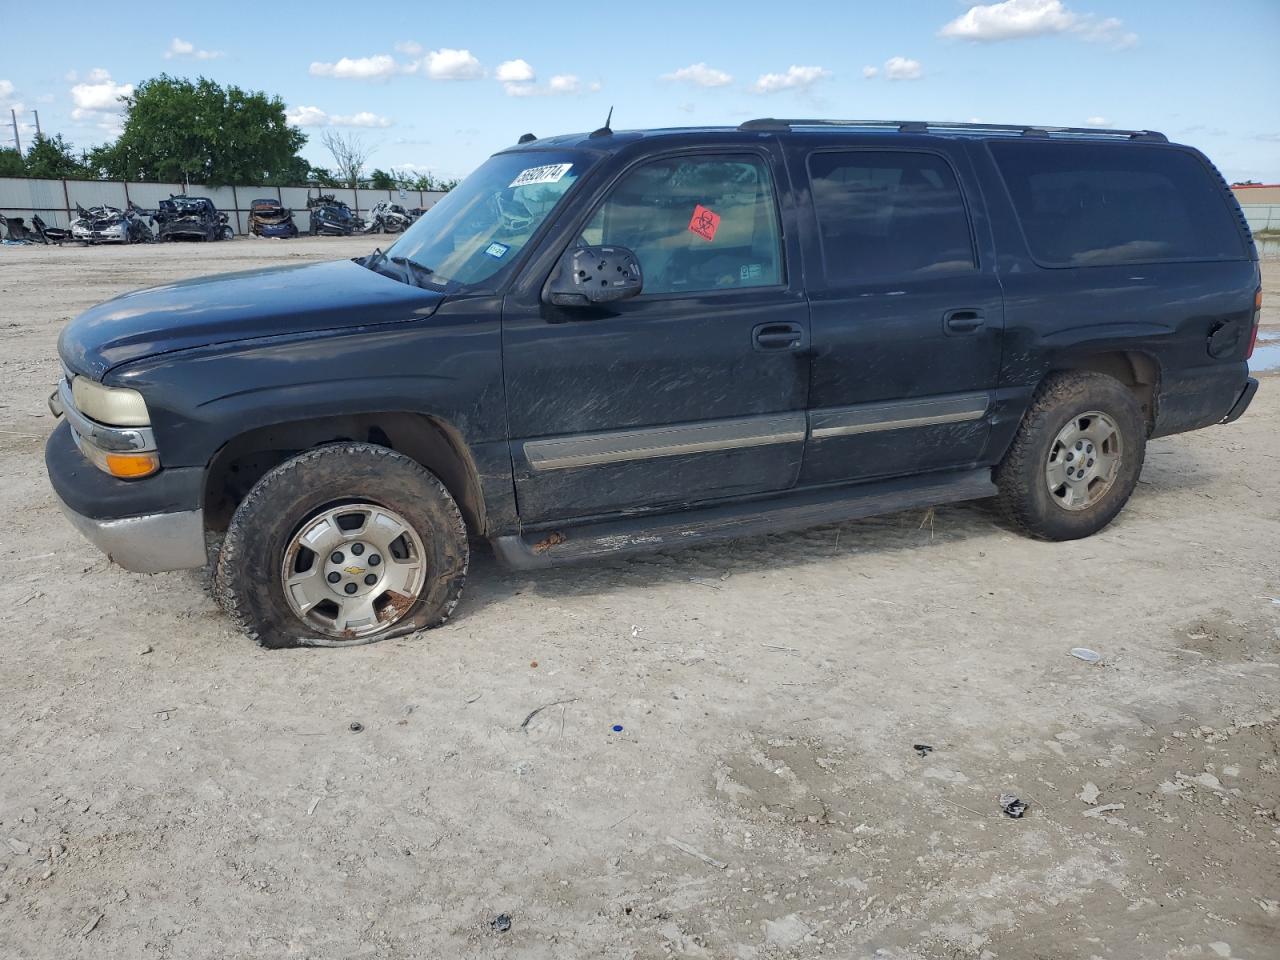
(502, 148, 810, 524)
(786, 143, 1005, 485)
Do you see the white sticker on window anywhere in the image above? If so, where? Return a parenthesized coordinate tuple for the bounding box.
(509, 162, 573, 188)
(484, 241, 510, 259)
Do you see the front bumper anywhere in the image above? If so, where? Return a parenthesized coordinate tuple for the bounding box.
(55, 495, 205, 573)
(45, 420, 207, 573)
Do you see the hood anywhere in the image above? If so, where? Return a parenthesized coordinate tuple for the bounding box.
(60, 259, 445, 379)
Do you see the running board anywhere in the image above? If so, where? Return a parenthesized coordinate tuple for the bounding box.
(491, 468, 996, 569)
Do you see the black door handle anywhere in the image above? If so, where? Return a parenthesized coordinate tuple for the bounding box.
(753, 321, 807, 351)
(943, 309, 985, 334)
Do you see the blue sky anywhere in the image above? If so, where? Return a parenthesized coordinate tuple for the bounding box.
(3, 0, 1278, 182)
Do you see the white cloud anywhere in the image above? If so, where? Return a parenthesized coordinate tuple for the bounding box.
(862, 65, 879, 79)
(0, 81, 33, 144)
(164, 37, 223, 60)
(334, 111, 392, 128)
(286, 105, 329, 127)
(662, 62, 733, 87)
(496, 59, 536, 83)
(287, 105, 393, 128)
(424, 48, 483, 81)
(394, 40, 423, 55)
(750, 65, 831, 94)
(309, 54, 403, 81)
(70, 69, 133, 121)
(884, 56, 923, 81)
(502, 72, 596, 97)
(1085, 116, 1112, 127)
(939, 0, 1136, 47)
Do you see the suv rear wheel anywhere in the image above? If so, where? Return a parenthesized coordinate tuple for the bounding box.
(213, 443, 469, 648)
(995, 371, 1146, 541)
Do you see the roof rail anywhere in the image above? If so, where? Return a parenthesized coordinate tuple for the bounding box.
(737, 118, 1168, 143)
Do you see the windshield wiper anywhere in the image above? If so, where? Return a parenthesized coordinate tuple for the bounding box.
(388, 255, 434, 288)
(359, 249, 433, 288)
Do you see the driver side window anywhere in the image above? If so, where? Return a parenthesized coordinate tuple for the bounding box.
(582, 154, 783, 296)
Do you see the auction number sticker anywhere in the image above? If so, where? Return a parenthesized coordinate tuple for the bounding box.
(509, 163, 573, 188)
(484, 242, 510, 258)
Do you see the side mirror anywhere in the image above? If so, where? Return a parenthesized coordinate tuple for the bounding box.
(544, 245, 643, 307)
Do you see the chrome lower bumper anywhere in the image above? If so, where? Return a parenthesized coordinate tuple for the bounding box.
(56, 495, 206, 573)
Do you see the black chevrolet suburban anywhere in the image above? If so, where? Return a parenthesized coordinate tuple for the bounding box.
(46, 119, 1262, 648)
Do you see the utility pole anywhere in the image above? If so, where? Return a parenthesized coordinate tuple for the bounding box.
(33, 110, 41, 139)
(9, 108, 20, 154)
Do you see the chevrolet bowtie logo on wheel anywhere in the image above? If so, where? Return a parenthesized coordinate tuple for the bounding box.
(343, 566, 364, 575)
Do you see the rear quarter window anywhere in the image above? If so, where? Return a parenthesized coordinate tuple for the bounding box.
(990, 141, 1246, 267)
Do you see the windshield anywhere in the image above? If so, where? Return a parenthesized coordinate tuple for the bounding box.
(385, 150, 592, 289)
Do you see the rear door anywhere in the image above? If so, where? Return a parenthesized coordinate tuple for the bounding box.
(785, 141, 1005, 485)
(501, 145, 811, 524)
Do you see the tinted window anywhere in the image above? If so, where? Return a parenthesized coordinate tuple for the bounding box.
(990, 141, 1244, 266)
(581, 155, 782, 295)
(808, 151, 976, 283)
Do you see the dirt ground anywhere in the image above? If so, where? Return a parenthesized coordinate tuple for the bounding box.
(1, 238, 1278, 960)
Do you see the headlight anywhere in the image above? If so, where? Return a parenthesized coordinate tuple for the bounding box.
(71, 377, 151, 426)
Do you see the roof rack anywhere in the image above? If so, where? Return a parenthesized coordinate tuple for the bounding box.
(737, 118, 1168, 143)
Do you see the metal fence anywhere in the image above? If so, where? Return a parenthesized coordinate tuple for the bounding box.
(1241, 204, 1280, 234)
(0, 176, 448, 235)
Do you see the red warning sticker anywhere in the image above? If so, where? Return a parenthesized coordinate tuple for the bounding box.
(688, 204, 721, 241)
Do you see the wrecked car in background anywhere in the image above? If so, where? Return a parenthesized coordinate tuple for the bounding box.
(68, 202, 154, 245)
(248, 198, 299, 238)
(363, 200, 413, 234)
(154, 195, 234, 242)
(306, 194, 360, 236)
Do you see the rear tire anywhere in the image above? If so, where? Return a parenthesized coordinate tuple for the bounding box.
(213, 443, 469, 648)
(994, 371, 1146, 541)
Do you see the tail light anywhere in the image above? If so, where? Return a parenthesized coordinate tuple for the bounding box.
(1247, 287, 1261, 360)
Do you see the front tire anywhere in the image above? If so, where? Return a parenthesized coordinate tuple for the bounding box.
(995, 371, 1146, 541)
(213, 444, 469, 648)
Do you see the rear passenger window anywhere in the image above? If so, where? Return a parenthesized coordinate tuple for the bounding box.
(808, 151, 976, 283)
(990, 141, 1245, 267)
(581, 155, 782, 295)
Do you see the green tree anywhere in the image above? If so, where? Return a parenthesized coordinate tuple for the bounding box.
(367, 168, 396, 190)
(409, 171, 459, 192)
(0, 147, 23, 177)
(23, 134, 87, 179)
(96, 75, 307, 186)
(306, 166, 341, 188)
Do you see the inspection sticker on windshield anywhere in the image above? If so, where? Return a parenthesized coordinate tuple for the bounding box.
(688, 204, 721, 242)
(509, 162, 573, 188)
(484, 241, 510, 259)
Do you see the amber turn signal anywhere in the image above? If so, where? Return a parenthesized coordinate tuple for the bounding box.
(104, 452, 161, 479)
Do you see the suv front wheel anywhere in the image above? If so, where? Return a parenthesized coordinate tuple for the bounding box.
(213, 443, 469, 648)
(995, 371, 1147, 541)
